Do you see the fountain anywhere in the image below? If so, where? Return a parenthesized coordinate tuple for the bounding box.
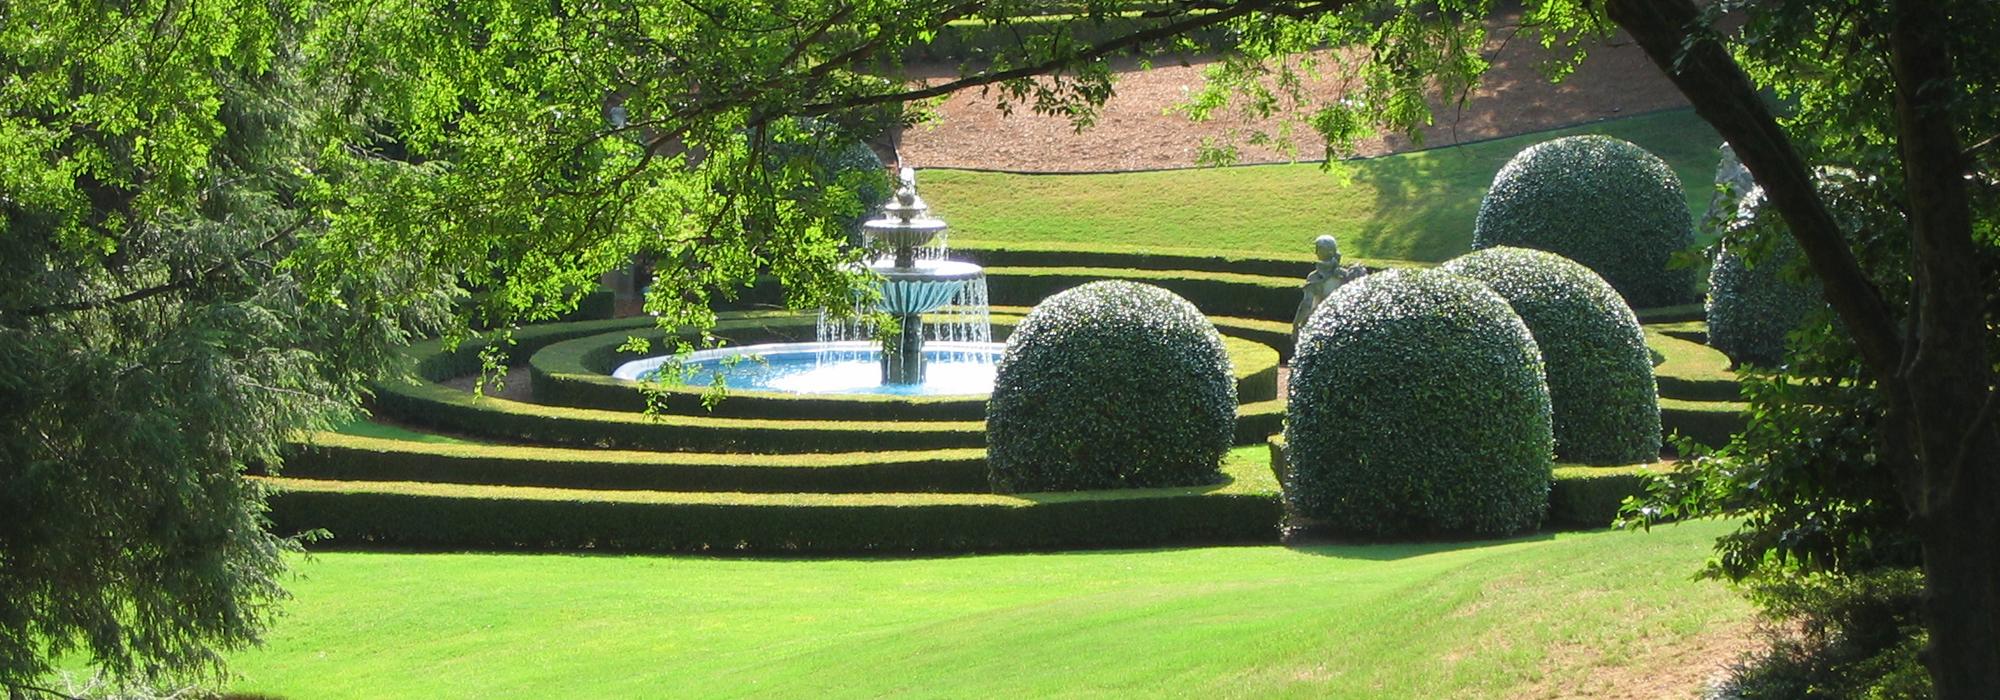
(856, 169, 986, 384)
(613, 169, 1002, 396)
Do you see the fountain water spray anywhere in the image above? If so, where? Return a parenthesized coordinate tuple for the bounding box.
(820, 168, 991, 384)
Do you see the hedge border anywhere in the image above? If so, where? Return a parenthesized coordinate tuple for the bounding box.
(1548, 463, 1672, 528)
(260, 450, 1282, 554)
(1634, 303, 1706, 324)
(984, 266, 1301, 323)
(374, 316, 1286, 452)
(1265, 434, 1672, 529)
(377, 367, 1288, 453)
(527, 316, 1282, 419)
(1645, 327, 1740, 402)
(284, 432, 992, 493)
(1659, 396, 1749, 448)
(952, 243, 1323, 278)
(712, 268, 1696, 366)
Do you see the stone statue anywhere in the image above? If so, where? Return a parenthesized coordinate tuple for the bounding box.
(1293, 234, 1367, 340)
(1701, 143, 1758, 239)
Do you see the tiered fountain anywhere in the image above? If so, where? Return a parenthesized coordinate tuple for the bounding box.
(614, 169, 1002, 396)
(854, 168, 987, 384)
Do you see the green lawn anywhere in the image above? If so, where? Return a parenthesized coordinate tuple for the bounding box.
(924, 108, 1722, 265)
(327, 417, 482, 445)
(215, 519, 1748, 698)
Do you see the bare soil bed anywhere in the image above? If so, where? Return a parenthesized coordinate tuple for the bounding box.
(901, 11, 1689, 172)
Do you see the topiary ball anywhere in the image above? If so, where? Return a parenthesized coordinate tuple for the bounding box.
(1440, 247, 1661, 464)
(1472, 135, 1699, 308)
(1707, 188, 1822, 367)
(987, 281, 1237, 492)
(1285, 269, 1553, 537)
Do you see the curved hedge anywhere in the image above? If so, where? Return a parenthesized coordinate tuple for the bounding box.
(1707, 189, 1821, 367)
(1645, 326, 1739, 402)
(262, 448, 1282, 554)
(287, 432, 993, 493)
(983, 265, 1300, 324)
(1472, 135, 1699, 308)
(372, 314, 1284, 452)
(527, 318, 1281, 420)
(988, 281, 1237, 492)
(1440, 247, 1661, 464)
(1268, 434, 1676, 530)
(1285, 269, 1553, 537)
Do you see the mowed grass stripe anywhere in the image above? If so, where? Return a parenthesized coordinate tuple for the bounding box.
(217, 519, 1749, 699)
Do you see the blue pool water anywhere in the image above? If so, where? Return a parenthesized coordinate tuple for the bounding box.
(611, 341, 1003, 396)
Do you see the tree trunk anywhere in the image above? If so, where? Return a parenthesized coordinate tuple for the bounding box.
(1601, 0, 2000, 695)
(1883, 0, 2000, 692)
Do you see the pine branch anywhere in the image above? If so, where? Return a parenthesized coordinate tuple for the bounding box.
(3, 215, 314, 320)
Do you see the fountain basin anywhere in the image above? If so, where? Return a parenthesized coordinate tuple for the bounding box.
(867, 259, 986, 316)
(613, 341, 1004, 397)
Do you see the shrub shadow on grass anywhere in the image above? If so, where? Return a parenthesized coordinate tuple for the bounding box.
(1280, 527, 1559, 561)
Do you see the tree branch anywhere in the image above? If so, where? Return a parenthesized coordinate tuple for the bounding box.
(3, 215, 313, 320)
(794, 0, 1336, 118)
(1602, 0, 1904, 377)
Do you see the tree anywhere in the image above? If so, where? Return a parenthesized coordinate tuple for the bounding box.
(0, 2, 453, 693)
(1592, 0, 2000, 696)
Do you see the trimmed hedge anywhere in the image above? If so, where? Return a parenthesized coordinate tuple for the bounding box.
(375, 370, 990, 453)
(955, 242, 1317, 279)
(1633, 303, 1706, 324)
(1645, 327, 1740, 402)
(260, 452, 1281, 554)
(1268, 434, 1675, 530)
(373, 315, 1286, 452)
(1285, 269, 1554, 537)
(1548, 463, 1672, 528)
(1472, 135, 1699, 308)
(708, 263, 1332, 327)
(528, 317, 988, 421)
(1660, 397, 1749, 449)
(1441, 247, 1661, 464)
(1706, 190, 1822, 367)
(984, 266, 1299, 323)
(988, 281, 1237, 492)
(526, 315, 1283, 419)
(285, 432, 992, 493)
(994, 304, 1299, 365)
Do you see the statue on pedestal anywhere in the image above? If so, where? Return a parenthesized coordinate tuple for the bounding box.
(1293, 234, 1367, 341)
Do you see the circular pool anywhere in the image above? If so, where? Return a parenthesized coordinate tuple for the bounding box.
(611, 341, 1005, 397)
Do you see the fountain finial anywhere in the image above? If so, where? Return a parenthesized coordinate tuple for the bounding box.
(885, 167, 927, 223)
(862, 165, 946, 266)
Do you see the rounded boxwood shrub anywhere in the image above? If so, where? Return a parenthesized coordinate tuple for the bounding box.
(1708, 188, 1822, 367)
(1472, 135, 1699, 308)
(1440, 247, 1661, 464)
(1285, 269, 1553, 537)
(987, 281, 1237, 492)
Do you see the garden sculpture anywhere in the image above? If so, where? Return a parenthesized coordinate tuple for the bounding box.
(1293, 234, 1367, 341)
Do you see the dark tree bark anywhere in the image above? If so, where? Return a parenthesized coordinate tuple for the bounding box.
(1600, 0, 2000, 696)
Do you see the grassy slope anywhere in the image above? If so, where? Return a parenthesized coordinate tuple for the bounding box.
(327, 418, 482, 445)
(923, 109, 1721, 265)
(224, 520, 1746, 698)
